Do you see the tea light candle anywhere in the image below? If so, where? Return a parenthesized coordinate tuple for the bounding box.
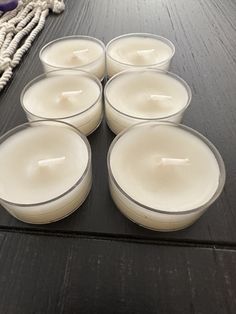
(105, 69, 191, 134)
(21, 70, 103, 136)
(108, 122, 225, 231)
(39, 36, 106, 80)
(0, 121, 92, 224)
(106, 33, 175, 77)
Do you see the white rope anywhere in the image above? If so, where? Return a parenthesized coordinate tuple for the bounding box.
(0, 0, 65, 91)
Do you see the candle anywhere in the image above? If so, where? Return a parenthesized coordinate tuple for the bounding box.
(108, 122, 225, 231)
(39, 36, 106, 80)
(21, 70, 103, 136)
(105, 69, 191, 134)
(106, 33, 175, 77)
(0, 121, 92, 224)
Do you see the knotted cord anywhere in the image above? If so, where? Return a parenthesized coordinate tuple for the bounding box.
(0, 0, 65, 91)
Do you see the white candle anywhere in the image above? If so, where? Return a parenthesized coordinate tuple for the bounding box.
(106, 33, 175, 77)
(40, 36, 106, 80)
(21, 70, 103, 136)
(0, 121, 92, 224)
(105, 69, 191, 134)
(108, 122, 225, 231)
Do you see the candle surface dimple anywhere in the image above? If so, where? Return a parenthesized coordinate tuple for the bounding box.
(42, 39, 103, 67)
(110, 124, 220, 212)
(0, 126, 88, 204)
(109, 37, 173, 66)
(23, 76, 100, 118)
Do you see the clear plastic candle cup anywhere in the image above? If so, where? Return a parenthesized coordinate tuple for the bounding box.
(39, 35, 106, 80)
(0, 121, 92, 224)
(107, 121, 226, 231)
(106, 33, 175, 77)
(105, 69, 191, 134)
(21, 69, 103, 136)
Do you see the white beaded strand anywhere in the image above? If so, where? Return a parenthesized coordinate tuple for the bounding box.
(0, 0, 65, 91)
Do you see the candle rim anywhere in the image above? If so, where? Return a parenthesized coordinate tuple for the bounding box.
(106, 33, 175, 67)
(104, 69, 192, 120)
(21, 69, 103, 120)
(39, 35, 105, 75)
(107, 121, 226, 215)
(0, 120, 92, 207)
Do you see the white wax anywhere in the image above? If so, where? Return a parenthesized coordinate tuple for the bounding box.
(105, 70, 190, 134)
(22, 74, 103, 136)
(0, 124, 92, 224)
(40, 37, 105, 80)
(109, 123, 223, 231)
(106, 35, 174, 77)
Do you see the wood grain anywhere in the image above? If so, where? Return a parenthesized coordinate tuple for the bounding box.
(0, 0, 235, 245)
(0, 232, 235, 314)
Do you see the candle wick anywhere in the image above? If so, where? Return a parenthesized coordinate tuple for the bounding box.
(61, 90, 82, 98)
(158, 158, 190, 166)
(58, 90, 82, 102)
(137, 48, 155, 56)
(38, 156, 66, 167)
(73, 49, 89, 58)
(150, 94, 172, 101)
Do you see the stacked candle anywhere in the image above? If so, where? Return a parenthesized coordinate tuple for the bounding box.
(0, 121, 92, 224)
(106, 33, 175, 77)
(105, 69, 191, 134)
(40, 35, 106, 80)
(21, 70, 103, 136)
(108, 122, 225, 231)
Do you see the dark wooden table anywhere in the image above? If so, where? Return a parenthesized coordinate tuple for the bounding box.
(0, 0, 235, 313)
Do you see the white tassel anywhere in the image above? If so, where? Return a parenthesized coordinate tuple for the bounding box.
(0, 0, 65, 91)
